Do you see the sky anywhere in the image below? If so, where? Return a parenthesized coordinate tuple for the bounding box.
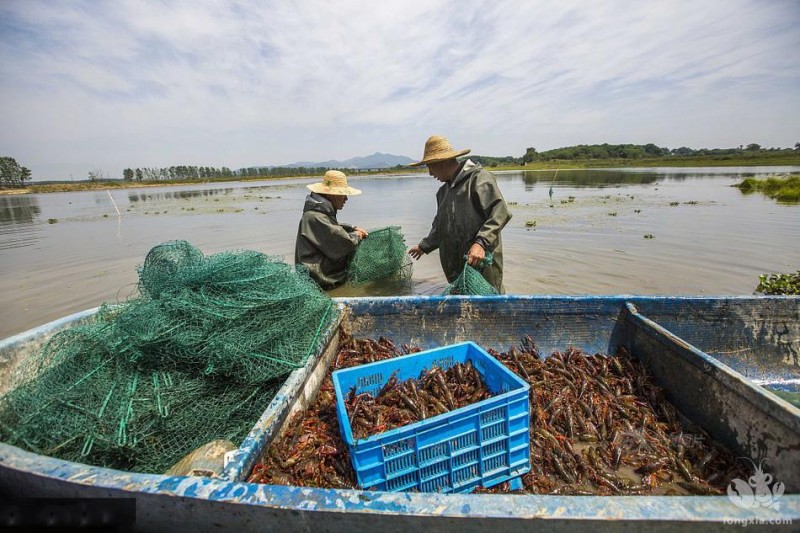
(1, 0, 799, 180)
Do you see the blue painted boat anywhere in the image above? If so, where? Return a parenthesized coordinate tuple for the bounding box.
(1, 295, 798, 531)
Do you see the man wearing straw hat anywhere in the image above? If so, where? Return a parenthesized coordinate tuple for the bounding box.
(408, 135, 511, 293)
(295, 170, 368, 289)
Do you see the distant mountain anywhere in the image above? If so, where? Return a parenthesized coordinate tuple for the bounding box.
(283, 152, 414, 169)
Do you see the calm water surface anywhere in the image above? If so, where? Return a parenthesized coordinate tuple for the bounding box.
(1, 166, 798, 339)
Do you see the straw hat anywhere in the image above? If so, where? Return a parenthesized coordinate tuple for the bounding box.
(307, 170, 362, 196)
(410, 135, 471, 166)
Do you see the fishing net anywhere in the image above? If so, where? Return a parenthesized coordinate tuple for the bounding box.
(348, 226, 413, 286)
(0, 240, 338, 473)
(442, 253, 498, 296)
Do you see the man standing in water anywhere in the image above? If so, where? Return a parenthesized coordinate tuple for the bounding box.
(295, 170, 368, 289)
(408, 135, 512, 293)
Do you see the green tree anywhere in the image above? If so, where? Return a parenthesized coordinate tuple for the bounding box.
(123, 168, 134, 181)
(643, 143, 667, 156)
(746, 143, 761, 151)
(522, 147, 539, 164)
(0, 156, 32, 188)
(89, 169, 109, 181)
(672, 146, 694, 156)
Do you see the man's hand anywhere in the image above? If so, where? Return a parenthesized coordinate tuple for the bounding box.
(408, 245, 424, 260)
(354, 227, 368, 240)
(466, 242, 486, 268)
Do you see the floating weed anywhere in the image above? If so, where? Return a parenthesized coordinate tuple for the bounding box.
(756, 270, 800, 295)
(669, 202, 679, 206)
(634, 209, 642, 213)
(736, 175, 800, 203)
(644, 234, 655, 239)
(683, 201, 699, 205)
(48, 218, 58, 224)
(525, 220, 536, 227)
(608, 212, 617, 216)
(775, 187, 800, 203)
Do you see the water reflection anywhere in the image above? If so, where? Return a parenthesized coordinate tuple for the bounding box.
(506, 170, 663, 190)
(0, 195, 41, 225)
(0, 195, 41, 250)
(128, 188, 235, 203)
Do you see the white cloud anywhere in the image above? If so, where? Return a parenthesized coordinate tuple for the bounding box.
(1, 0, 798, 179)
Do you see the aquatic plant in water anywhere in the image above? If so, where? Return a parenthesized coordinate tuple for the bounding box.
(736, 175, 800, 203)
(755, 270, 800, 295)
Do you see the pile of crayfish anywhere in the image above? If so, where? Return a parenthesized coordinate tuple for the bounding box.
(248, 333, 413, 488)
(249, 331, 749, 495)
(344, 360, 492, 440)
(485, 336, 749, 495)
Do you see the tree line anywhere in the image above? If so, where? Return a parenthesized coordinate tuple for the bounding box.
(120, 165, 343, 181)
(238, 166, 337, 178)
(471, 142, 800, 167)
(3, 142, 799, 187)
(122, 166, 236, 181)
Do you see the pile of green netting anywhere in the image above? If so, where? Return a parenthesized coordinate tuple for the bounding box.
(442, 253, 498, 296)
(348, 226, 413, 286)
(0, 240, 338, 474)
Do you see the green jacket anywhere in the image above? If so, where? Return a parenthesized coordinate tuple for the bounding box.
(419, 160, 511, 292)
(295, 193, 360, 289)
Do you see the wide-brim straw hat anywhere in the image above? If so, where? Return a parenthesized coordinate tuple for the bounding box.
(410, 135, 471, 166)
(307, 170, 362, 196)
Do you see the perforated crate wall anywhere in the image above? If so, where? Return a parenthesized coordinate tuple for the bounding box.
(332, 341, 530, 493)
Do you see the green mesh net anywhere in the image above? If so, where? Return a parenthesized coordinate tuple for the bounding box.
(0, 240, 338, 474)
(348, 226, 413, 286)
(442, 253, 498, 296)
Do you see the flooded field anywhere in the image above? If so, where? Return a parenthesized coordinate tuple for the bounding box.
(1, 166, 799, 339)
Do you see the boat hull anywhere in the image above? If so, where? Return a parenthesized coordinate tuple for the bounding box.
(1, 295, 799, 532)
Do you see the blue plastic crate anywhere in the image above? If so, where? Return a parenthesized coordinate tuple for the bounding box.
(332, 341, 530, 493)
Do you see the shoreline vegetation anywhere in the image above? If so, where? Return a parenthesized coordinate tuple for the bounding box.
(2, 147, 800, 196)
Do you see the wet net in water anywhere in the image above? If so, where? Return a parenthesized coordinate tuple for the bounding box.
(0, 240, 338, 474)
(348, 226, 413, 286)
(442, 253, 498, 296)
